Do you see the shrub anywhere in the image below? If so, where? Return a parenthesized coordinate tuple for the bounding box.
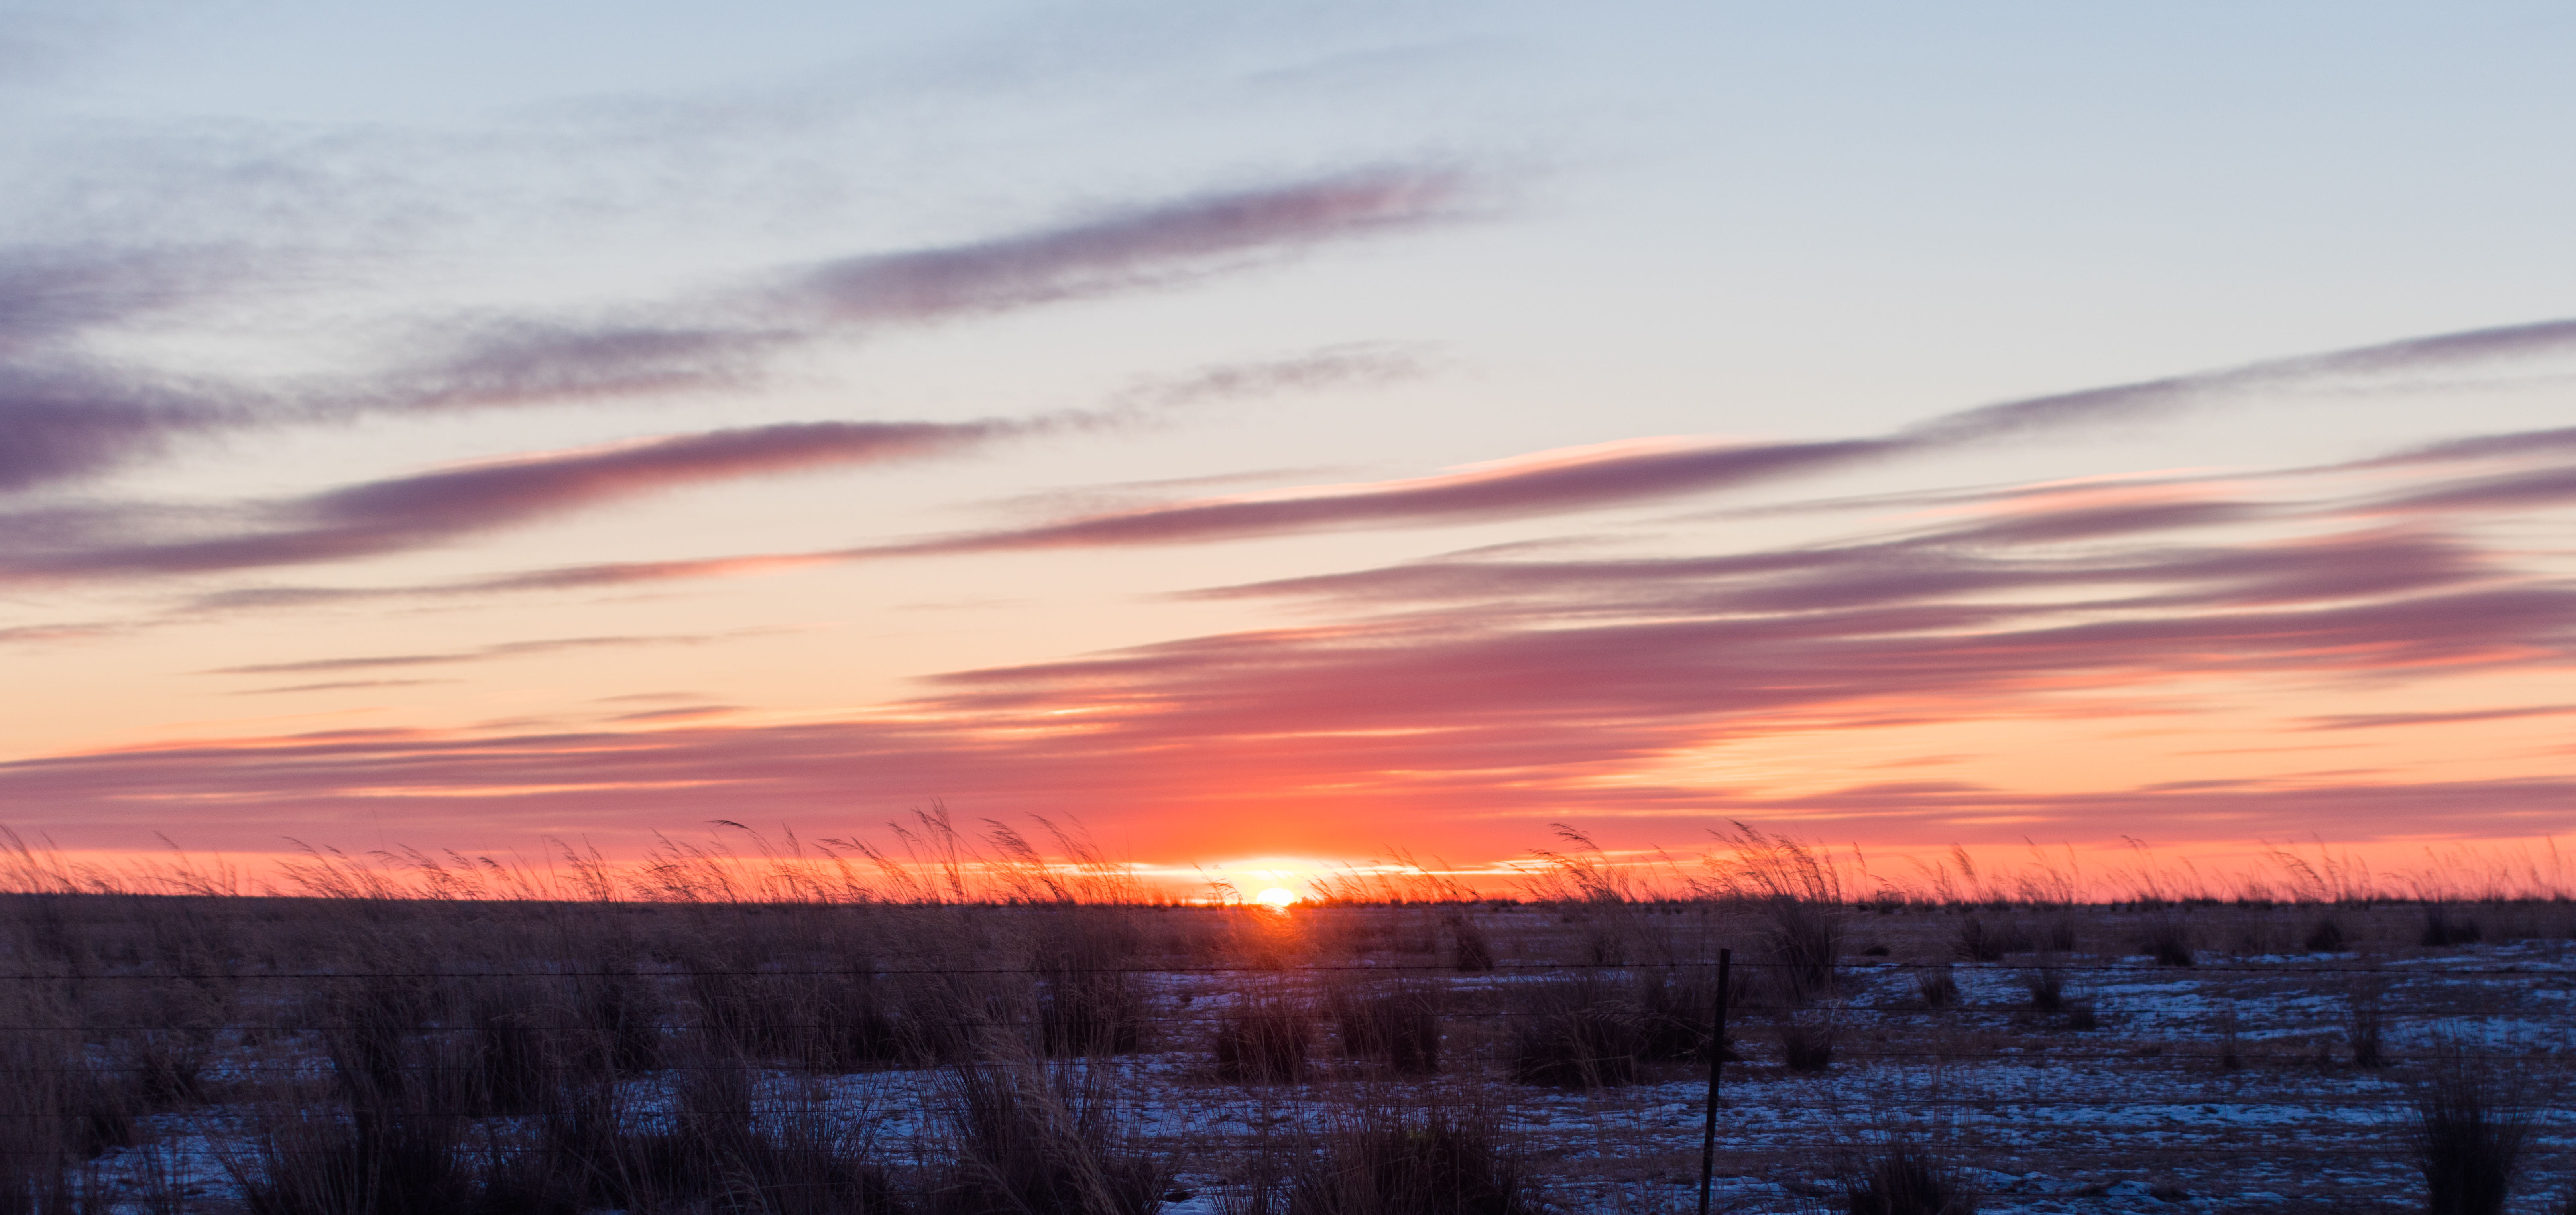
(1040, 969, 1144, 1058)
(2411, 1048, 2532, 1215)
(1780, 1016, 1835, 1072)
(2143, 917, 2195, 967)
(2020, 966, 2064, 1013)
(1950, 917, 2031, 963)
(930, 1060, 1172, 1215)
(1843, 1142, 1976, 1215)
(1634, 967, 1736, 1064)
(1758, 897, 1844, 1001)
(570, 963, 668, 1078)
(2303, 916, 2348, 953)
(229, 1099, 474, 1215)
(1333, 986, 1441, 1075)
(460, 979, 555, 1115)
(314, 970, 443, 1109)
(1034, 912, 1147, 1058)
(1915, 966, 1958, 1010)
(805, 967, 908, 1070)
(1447, 912, 1496, 973)
(0, 1006, 135, 1208)
(2348, 992, 2386, 1069)
(1506, 979, 1642, 1088)
(1217, 998, 1315, 1084)
(2421, 906, 2485, 949)
(2061, 1002, 2099, 1031)
(1241, 1105, 1541, 1215)
(2040, 916, 2077, 955)
(1705, 825, 1845, 1000)
(490, 1054, 908, 1215)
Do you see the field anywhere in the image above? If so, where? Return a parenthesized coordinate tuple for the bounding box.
(4, 872, 2574, 1215)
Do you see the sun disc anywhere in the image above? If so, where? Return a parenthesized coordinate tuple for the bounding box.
(1256, 886, 1299, 910)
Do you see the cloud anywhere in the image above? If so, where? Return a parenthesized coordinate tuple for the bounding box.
(6, 444, 2573, 856)
(2299, 705, 2576, 731)
(1909, 317, 2576, 446)
(871, 437, 1893, 554)
(205, 632, 737, 677)
(792, 167, 1467, 324)
(8, 341, 1429, 588)
(364, 168, 1468, 416)
(0, 168, 1472, 494)
(0, 418, 1019, 582)
(324, 316, 2576, 599)
(2373, 465, 2576, 515)
(234, 679, 457, 696)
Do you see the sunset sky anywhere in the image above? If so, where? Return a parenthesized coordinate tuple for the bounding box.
(5, 3, 2575, 890)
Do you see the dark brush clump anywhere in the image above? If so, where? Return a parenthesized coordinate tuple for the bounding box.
(1217, 999, 1315, 1084)
(233, 1105, 477, 1215)
(2420, 906, 2485, 949)
(488, 1055, 908, 1215)
(1844, 1142, 1977, 1215)
(1633, 967, 1738, 1065)
(2303, 916, 2348, 953)
(571, 962, 669, 1078)
(1915, 966, 1959, 1010)
(2021, 967, 2065, 1013)
(1447, 911, 1496, 973)
(1951, 917, 2031, 963)
(1779, 1018, 1835, 1073)
(1507, 978, 1643, 1088)
(1034, 911, 1148, 1058)
(1333, 985, 1441, 1075)
(2143, 917, 2196, 967)
(929, 1061, 1172, 1215)
(2411, 1048, 2531, 1215)
(1246, 1105, 1541, 1215)
(2347, 994, 2385, 1069)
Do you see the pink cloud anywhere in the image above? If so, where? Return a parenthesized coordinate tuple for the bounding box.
(11, 461, 2571, 860)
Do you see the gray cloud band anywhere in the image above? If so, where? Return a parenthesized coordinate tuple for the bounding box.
(0, 166, 1468, 495)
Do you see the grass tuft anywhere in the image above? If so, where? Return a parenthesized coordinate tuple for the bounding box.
(2143, 916, 2196, 967)
(1217, 996, 1316, 1085)
(1843, 1142, 1977, 1215)
(1333, 985, 1442, 1075)
(1507, 977, 1641, 1088)
(1226, 1103, 1540, 1215)
(1780, 1016, 1836, 1073)
(932, 1059, 1172, 1215)
(2410, 1046, 2531, 1215)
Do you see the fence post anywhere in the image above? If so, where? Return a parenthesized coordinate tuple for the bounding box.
(1696, 947, 1732, 1215)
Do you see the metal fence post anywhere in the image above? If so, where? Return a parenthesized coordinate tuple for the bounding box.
(1696, 947, 1732, 1215)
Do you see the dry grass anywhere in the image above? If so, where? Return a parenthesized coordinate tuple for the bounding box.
(5, 848, 2576, 1211)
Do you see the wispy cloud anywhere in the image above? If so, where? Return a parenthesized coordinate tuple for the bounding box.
(204, 632, 741, 677)
(1, 419, 1019, 582)
(14, 431, 2570, 855)
(310, 316, 2576, 600)
(2299, 705, 2576, 731)
(234, 679, 457, 696)
(8, 345, 1422, 588)
(0, 168, 1470, 494)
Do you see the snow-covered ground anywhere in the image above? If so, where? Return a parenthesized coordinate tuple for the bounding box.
(47, 904, 2576, 1211)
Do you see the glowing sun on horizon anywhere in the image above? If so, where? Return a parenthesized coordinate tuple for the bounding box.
(1256, 887, 1300, 910)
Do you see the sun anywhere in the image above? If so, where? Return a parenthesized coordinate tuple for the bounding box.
(1255, 886, 1300, 910)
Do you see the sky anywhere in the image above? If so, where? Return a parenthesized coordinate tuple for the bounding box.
(4, 2, 2575, 892)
